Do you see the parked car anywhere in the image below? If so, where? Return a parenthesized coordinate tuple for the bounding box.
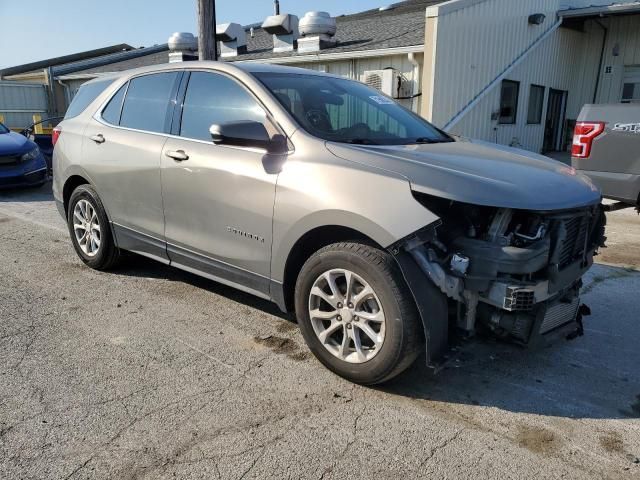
(53, 63, 605, 384)
(0, 120, 48, 189)
(19, 116, 63, 173)
(572, 103, 640, 207)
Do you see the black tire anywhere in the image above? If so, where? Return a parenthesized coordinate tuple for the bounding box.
(295, 242, 423, 385)
(67, 184, 120, 270)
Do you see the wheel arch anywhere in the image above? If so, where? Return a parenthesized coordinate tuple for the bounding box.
(276, 224, 382, 313)
(63, 175, 91, 216)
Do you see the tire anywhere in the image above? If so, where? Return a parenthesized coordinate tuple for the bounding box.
(294, 242, 423, 385)
(67, 184, 120, 270)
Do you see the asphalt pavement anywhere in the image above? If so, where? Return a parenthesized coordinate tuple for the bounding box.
(1, 183, 639, 479)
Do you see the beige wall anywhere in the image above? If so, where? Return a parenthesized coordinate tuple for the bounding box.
(595, 15, 640, 103)
(421, 0, 640, 152)
(293, 53, 424, 113)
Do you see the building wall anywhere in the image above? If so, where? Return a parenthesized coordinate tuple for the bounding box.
(595, 14, 640, 103)
(291, 53, 424, 113)
(423, 0, 639, 152)
(450, 20, 603, 152)
(0, 81, 49, 129)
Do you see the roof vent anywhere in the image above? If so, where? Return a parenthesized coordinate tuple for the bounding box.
(168, 32, 198, 62)
(216, 23, 247, 57)
(298, 12, 337, 53)
(262, 13, 299, 52)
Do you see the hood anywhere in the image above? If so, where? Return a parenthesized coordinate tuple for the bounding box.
(0, 131, 35, 156)
(326, 138, 601, 211)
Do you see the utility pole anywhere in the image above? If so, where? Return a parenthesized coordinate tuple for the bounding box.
(197, 0, 218, 61)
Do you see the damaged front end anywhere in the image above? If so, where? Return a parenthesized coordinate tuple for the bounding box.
(393, 193, 606, 368)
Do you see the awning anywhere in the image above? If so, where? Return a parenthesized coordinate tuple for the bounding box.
(559, 1, 640, 19)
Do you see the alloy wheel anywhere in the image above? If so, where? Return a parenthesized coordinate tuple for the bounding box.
(308, 269, 386, 363)
(72, 199, 101, 257)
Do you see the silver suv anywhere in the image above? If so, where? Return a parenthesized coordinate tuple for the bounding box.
(53, 62, 605, 384)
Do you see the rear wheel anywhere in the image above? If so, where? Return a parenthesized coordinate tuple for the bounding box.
(67, 185, 120, 270)
(295, 242, 423, 385)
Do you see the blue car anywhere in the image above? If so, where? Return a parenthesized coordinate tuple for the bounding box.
(0, 121, 48, 189)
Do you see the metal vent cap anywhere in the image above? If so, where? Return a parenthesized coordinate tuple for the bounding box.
(168, 32, 197, 52)
(299, 11, 337, 37)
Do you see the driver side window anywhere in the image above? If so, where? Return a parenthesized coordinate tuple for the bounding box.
(180, 72, 268, 142)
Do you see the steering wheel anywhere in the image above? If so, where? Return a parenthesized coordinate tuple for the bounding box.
(305, 109, 333, 132)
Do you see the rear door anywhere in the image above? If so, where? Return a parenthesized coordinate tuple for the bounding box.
(83, 71, 182, 262)
(160, 70, 280, 297)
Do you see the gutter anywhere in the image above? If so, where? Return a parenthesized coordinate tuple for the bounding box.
(238, 44, 424, 65)
(443, 17, 564, 131)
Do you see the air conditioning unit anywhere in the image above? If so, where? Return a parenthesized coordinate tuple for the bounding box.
(363, 69, 411, 99)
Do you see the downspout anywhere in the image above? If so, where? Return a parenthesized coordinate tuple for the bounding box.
(443, 16, 564, 131)
(57, 79, 71, 110)
(408, 52, 421, 113)
(46, 67, 57, 118)
(592, 19, 608, 103)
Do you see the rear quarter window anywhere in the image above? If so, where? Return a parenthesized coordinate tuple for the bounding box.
(119, 72, 181, 134)
(64, 79, 114, 119)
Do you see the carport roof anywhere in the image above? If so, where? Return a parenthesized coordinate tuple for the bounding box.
(558, 1, 640, 18)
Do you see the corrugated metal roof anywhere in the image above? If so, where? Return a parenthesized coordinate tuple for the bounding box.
(52, 44, 170, 76)
(0, 44, 133, 77)
(558, 1, 640, 18)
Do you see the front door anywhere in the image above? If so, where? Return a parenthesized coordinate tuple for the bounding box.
(543, 88, 567, 152)
(160, 71, 281, 298)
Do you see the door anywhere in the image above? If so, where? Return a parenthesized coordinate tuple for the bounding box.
(82, 71, 182, 262)
(621, 66, 640, 104)
(543, 89, 567, 152)
(160, 71, 281, 297)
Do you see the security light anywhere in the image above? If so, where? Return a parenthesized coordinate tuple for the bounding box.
(528, 13, 546, 25)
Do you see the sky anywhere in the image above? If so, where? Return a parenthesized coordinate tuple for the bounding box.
(0, 0, 392, 69)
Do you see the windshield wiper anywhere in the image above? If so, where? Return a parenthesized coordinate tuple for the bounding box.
(411, 137, 454, 145)
(345, 138, 380, 145)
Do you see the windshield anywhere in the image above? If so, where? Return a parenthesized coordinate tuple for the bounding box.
(254, 72, 452, 145)
(0, 122, 9, 134)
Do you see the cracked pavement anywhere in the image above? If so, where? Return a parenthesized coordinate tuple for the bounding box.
(1, 184, 639, 479)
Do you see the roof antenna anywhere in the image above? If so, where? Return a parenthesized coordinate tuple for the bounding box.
(274, 0, 280, 15)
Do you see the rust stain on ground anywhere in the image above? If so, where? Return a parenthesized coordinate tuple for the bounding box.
(515, 426, 560, 455)
(600, 432, 624, 454)
(276, 321, 298, 333)
(253, 335, 309, 362)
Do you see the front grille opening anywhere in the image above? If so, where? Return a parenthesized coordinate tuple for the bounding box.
(504, 287, 535, 311)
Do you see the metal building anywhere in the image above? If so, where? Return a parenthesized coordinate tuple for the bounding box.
(423, 0, 640, 153)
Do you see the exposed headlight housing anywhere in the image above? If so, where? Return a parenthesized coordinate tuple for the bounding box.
(20, 146, 40, 162)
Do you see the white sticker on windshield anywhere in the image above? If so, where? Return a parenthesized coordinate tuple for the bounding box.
(369, 95, 395, 105)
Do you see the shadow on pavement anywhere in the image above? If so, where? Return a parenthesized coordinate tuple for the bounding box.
(113, 253, 290, 321)
(0, 180, 53, 202)
(382, 264, 640, 420)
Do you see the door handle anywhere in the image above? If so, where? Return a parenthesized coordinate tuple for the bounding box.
(165, 149, 189, 161)
(90, 134, 105, 144)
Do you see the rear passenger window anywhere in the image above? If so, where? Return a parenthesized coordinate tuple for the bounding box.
(120, 72, 180, 133)
(180, 72, 266, 141)
(64, 79, 114, 119)
(101, 83, 127, 125)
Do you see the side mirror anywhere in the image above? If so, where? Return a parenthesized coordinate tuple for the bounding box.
(209, 121, 288, 154)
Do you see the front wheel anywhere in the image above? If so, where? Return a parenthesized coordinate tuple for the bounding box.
(295, 242, 423, 385)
